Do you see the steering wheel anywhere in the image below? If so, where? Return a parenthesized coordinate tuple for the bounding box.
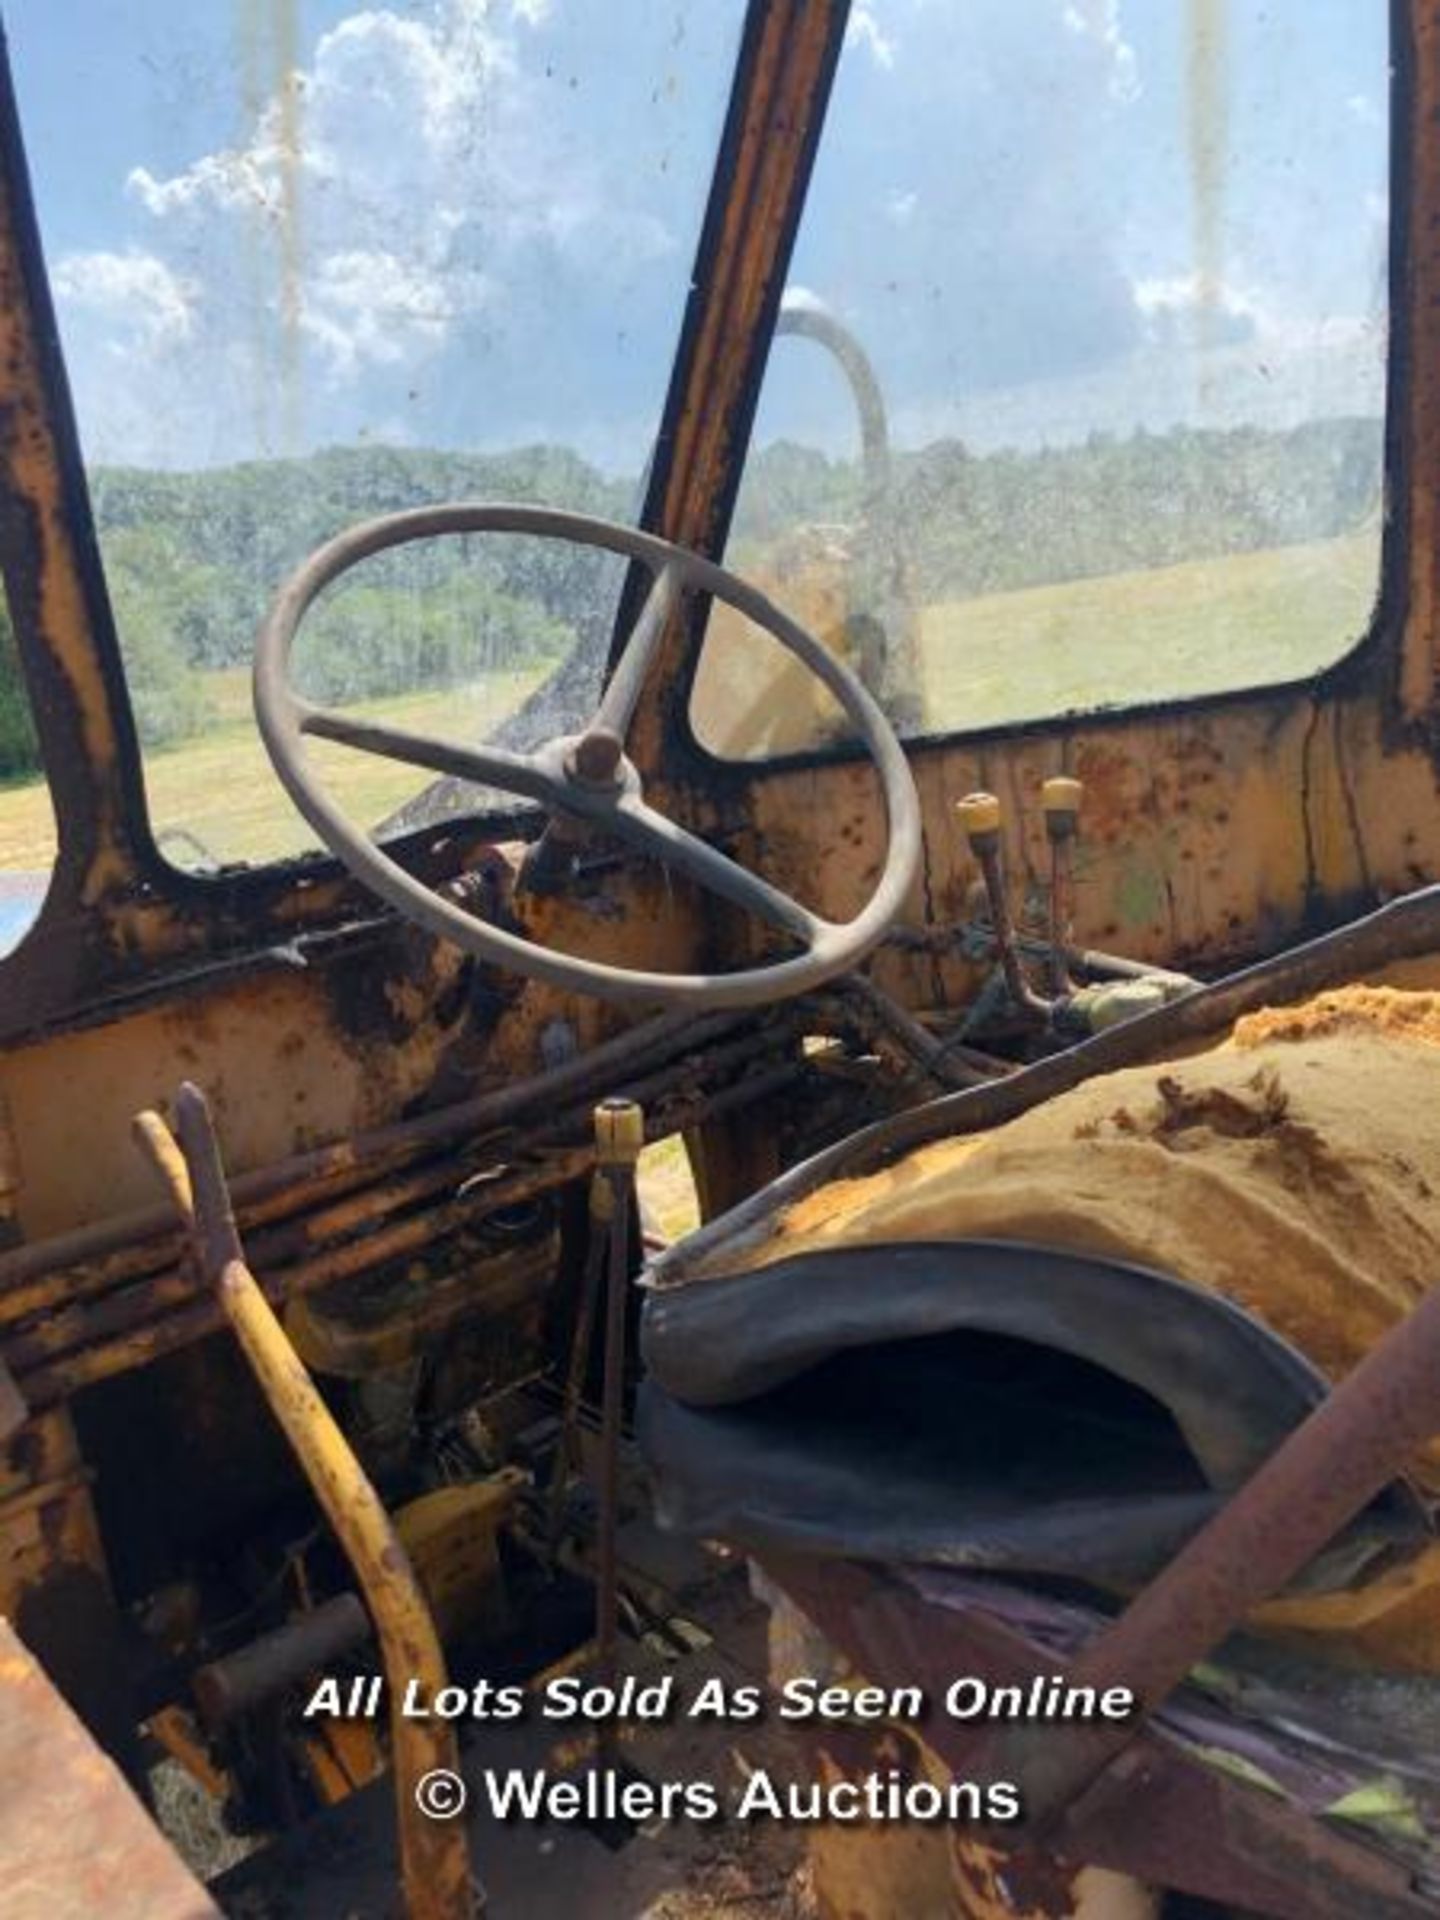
(254, 504, 921, 1009)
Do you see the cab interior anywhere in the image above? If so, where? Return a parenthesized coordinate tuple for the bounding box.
(0, 4, 1432, 1918)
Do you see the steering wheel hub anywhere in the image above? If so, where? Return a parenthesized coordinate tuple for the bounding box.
(565, 728, 628, 791)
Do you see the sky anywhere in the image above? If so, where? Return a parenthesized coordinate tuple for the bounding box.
(0, 0, 1392, 473)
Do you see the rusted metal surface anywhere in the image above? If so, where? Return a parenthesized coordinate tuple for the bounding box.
(764, 1555, 1437, 1920)
(1398, 0, 1438, 723)
(0, 0, 1416, 1050)
(135, 1088, 476, 1920)
(0, 29, 151, 909)
(193, 1592, 370, 1729)
(0, 1404, 109, 1636)
(621, 0, 848, 787)
(0, 1354, 24, 1438)
(0, 0, 1421, 1364)
(0, 1004, 747, 1285)
(5, 1034, 804, 1409)
(0, 1616, 216, 1919)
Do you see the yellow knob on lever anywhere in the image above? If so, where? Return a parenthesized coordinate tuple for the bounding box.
(956, 791, 1002, 846)
(593, 1096, 645, 1171)
(1041, 776, 1084, 840)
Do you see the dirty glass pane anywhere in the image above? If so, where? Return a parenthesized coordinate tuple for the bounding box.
(4, 2, 738, 869)
(693, 2, 1389, 759)
(0, 608, 56, 952)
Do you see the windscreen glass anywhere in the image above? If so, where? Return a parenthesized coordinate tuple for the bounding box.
(2, 0, 739, 871)
(692, 2, 1390, 760)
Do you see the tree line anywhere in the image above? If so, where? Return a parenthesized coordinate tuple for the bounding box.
(0, 417, 1380, 780)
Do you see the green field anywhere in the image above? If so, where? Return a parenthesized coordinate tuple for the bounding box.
(0, 532, 1377, 875)
(918, 532, 1375, 727)
(0, 663, 551, 873)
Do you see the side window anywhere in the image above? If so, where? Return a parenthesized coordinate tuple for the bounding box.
(0, 607, 56, 953)
(692, 2, 1390, 759)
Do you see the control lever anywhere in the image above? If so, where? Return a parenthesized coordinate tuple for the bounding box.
(1041, 775, 1083, 998)
(133, 1087, 477, 1920)
(959, 781, 1194, 1039)
(592, 1096, 643, 1774)
(545, 1168, 614, 1552)
(956, 792, 1052, 1020)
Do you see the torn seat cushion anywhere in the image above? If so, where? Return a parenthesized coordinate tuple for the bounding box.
(640, 988, 1440, 1669)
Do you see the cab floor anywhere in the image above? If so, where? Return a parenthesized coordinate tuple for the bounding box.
(214, 1532, 809, 1920)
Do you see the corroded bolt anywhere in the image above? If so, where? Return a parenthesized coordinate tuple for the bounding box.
(570, 728, 624, 787)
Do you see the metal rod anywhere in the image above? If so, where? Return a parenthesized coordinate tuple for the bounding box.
(192, 1593, 371, 1730)
(1041, 776, 1083, 999)
(3, 1021, 794, 1339)
(0, 1355, 25, 1439)
(0, 1008, 752, 1303)
(3, 1155, 479, 1356)
(1047, 837, 1074, 998)
(990, 1273, 1440, 1833)
(885, 920, 1197, 989)
(16, 1061, 808, 1408)
(592, 1099, 642, 1774)
(545, 1174, 612, 1551)
(5, 1026, 799, 1356)
(955, 795, 1052, 1022)
(974, 838, 1052, 1020)
(835, 974, 993, 1088)
(134, 1088, 477, 1920)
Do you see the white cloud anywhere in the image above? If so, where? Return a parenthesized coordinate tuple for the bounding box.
(877, 252, 1384, 457)
(884, 188, 918, 226)
(1134, 272, 1260, 351)
(300, 249, 486, 379)
(49, 0, 680, 461)
(846, 5, 897, 70)
(779, 286, 829, 323)
(1062, 0, 1139, 103)
(1132, 272, 1385, 396)
(51, 249, 196, 349)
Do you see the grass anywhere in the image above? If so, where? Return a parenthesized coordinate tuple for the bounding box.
(919, 532, 1376, 728)
(0, 663, 551, 873)
(638, 1134, 702, 1242)
(0, 532, 1378, 874)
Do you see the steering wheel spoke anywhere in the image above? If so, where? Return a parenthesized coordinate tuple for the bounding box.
(592, 559, 684, 739)
(299, 705, 564, 810)
(612, 794, 832, 949)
